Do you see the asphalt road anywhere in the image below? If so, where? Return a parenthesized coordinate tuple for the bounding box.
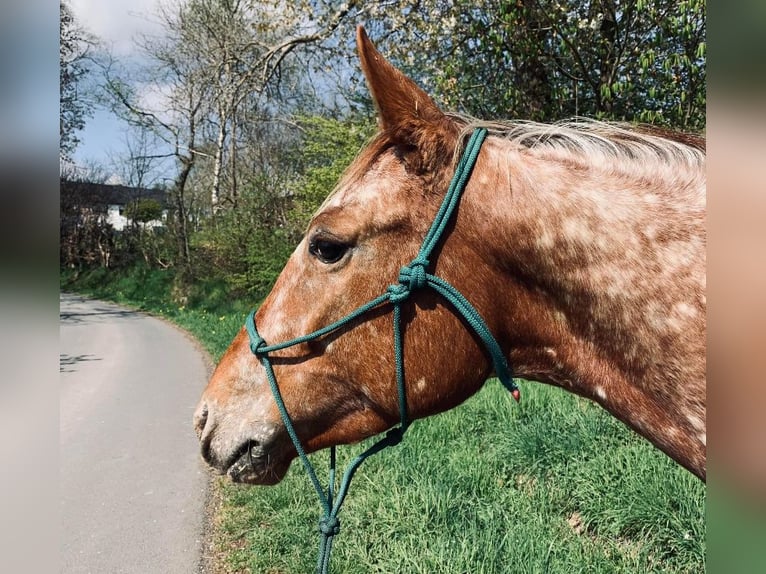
(60, 293, 212, 573)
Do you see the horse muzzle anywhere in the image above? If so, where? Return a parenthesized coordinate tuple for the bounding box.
(193, 399, 291, 485)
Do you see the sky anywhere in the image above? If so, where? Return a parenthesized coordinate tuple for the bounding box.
(68, 0, 165, 179)
(66, 0, 358, 182)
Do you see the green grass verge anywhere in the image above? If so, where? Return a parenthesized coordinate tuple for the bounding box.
(61, 265, 250, 360)
(62, 266, 705, 573)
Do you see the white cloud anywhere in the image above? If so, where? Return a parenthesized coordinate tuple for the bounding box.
(69, 0, 164, 56)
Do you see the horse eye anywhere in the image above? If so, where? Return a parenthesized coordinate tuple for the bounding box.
(309, 238, 349, 264)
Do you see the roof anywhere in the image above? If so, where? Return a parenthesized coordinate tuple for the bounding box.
(60, 180, 169, 208)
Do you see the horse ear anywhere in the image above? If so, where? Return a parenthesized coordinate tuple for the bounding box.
(356, 25, 456, 167)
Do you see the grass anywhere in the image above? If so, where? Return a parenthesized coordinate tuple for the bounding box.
(62, 265, 706, 573)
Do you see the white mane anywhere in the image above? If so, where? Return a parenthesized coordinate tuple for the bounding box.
(453, 115, 705, 173)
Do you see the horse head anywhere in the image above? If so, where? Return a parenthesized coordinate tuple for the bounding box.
(194, 28, 502, 484)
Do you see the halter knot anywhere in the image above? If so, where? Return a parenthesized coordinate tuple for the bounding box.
(249, 334, 267, 355)
(245, 311, 268, 355)
(318, 516, 341, 537)
(387, 258, 429, 304)
(398, 257, 429, 291)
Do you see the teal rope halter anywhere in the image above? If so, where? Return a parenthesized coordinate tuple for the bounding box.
(245, 128, 519, 573)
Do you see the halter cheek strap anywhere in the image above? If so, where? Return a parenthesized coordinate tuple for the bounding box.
(245, 128, 519, 573)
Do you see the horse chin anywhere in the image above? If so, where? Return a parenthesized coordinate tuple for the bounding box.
(225, 441, 291, 485)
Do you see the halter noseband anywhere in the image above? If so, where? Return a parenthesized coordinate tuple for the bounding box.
(245, 128, 519, 573)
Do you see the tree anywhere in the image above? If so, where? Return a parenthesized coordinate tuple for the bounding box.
(178, 0, 363, 211)
(359, 0, 705, 130)
(102, 0, 364, 292)
(125, 198, 164, 224)
(286, 115, 375, 230)
(195, 114, 374, 299)
(179, 0, 307, 210)
(60, 1, 95, 160)
(103, 0, 213, 284)
(107, 128, 166, 190)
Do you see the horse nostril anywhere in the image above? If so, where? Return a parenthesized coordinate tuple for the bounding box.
(193, 402, 209, 440)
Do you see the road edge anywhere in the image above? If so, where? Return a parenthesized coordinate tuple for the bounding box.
(60, 292, 224, 574)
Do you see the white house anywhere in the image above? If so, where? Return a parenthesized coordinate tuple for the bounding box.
(105, 201, 167, 231)
(61, 180, 169, 231)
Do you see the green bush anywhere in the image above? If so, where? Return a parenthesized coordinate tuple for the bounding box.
(190, 115, 375, 303)
(287, 115, 375, 226)
(124, 198, 163, 223)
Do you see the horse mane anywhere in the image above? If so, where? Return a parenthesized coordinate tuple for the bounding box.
(450, 115, 705, 175)
(317, 115, 705, 218)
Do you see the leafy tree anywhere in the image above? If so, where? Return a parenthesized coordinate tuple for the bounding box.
(361, 0, 705, 130)
(286, 115, 375, 230)
(125, 198, 164, 224)
(122, 198, 172, 267)
(176, 0, 358, 209)
(60, 1, 95, 160)
(192, 115, 373, 299)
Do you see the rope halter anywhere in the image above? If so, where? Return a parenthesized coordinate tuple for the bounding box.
(244, 128, 519, 573)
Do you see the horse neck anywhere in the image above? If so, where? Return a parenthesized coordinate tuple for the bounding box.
(462, 136, 706, 478)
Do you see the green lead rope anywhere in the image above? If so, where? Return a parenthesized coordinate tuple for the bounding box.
(245, 128, 519, 574)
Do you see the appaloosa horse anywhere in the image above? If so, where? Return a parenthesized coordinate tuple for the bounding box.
(194, 26, 706, 503)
